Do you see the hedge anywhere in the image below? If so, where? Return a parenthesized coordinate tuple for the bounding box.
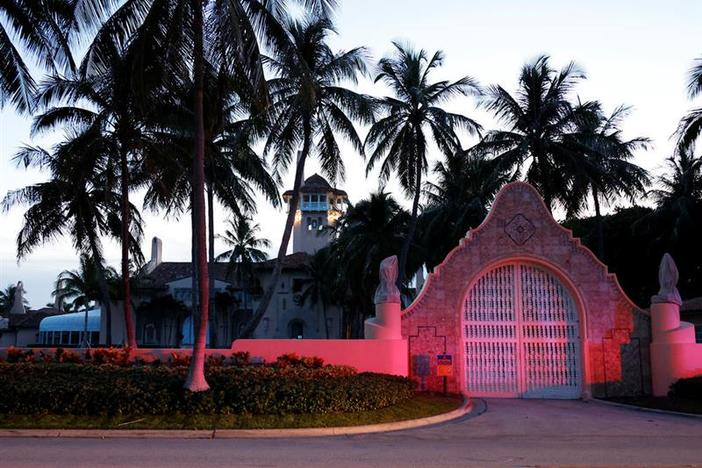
(0, 363, 415, 416)
(669, 376, 702, 400)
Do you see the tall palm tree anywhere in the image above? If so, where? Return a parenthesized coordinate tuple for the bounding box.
(565, 102, 651, 258)
(419, 150, 510, 270)
(0, 0, 75, 113)
(364, 43, 481, 285)
(239, 15, 375, 339)
(473, 55, 584, 212)
(216, 215, 270, 327)
(2, 130, 143, 346)
(326, 191, 414, 336)
(141, 61, 279, 348)
(676, 56, 702, 151)
(30, 40, 150, 350)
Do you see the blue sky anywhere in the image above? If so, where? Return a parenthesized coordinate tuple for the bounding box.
(1, 0, 701, 307)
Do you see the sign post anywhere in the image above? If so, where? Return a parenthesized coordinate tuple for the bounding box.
(437, 354, 453, 395)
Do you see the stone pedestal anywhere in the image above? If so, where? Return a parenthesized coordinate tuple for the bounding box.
(364, 302, 402, 340)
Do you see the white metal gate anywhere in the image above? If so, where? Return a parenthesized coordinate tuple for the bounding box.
(463, 263, 582, 398)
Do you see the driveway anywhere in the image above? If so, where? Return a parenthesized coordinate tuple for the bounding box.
(1, 399, 701, 467)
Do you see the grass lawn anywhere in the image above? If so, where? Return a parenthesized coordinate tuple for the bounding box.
(606, 396, 702, 415)
(0, 394, 463, 430)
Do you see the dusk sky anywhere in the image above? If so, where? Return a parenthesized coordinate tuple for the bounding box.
(1, 0, 701, 308)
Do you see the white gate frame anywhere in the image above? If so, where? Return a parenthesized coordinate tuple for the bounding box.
(458, 255, 593, 399)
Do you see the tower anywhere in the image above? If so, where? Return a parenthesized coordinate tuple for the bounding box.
(283, 174, 348, 254)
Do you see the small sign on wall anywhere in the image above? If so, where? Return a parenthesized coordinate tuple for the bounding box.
(413, 355, 430, 377)
(437, 354, 453, 377)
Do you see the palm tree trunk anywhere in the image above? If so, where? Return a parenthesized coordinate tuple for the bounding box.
(184, 0, 210, 392)
(119, 146, 137, 350)
(207, 183, 218, 347)
(239, 122, 312, 339)
(88, 240, 112, 346)
(322, 301, 329, 339)
(398, 163, 422, 287)
(592, 186, 605, 260)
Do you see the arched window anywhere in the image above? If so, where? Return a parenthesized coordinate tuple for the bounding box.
(289, 319, 304, 339)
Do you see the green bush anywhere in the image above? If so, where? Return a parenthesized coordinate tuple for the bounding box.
(0, 363, 414, 416)
(669, 376, 702, 400)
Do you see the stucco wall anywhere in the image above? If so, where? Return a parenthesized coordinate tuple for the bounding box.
(401, 182, 651, 398)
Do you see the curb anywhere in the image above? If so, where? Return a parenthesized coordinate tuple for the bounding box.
(0, 398, 473, 439)
(590, 398, 702, 420)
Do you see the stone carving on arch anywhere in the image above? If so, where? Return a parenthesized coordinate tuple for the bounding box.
(401, 181, 651, 398)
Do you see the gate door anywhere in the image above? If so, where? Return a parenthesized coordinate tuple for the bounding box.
(463, 263, 582, 398)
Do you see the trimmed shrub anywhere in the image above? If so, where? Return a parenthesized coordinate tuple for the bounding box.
(0, 363, 414, 416)
(669, 376, 702, 400)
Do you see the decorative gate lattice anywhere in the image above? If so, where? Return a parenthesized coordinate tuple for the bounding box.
(463, 263, 582, 398)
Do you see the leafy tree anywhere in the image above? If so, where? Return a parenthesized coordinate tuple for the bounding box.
(473, 55, 584, 212)
(364, 42, 480, 285)
(241, 15, 375, 339)
(418, 150, 510, 270)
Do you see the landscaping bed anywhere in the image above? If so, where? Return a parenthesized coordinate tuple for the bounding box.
(0, 348, 432, 428)
(606, 376, 702, 415)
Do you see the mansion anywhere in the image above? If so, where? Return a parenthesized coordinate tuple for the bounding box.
(101, 173, 349, 348)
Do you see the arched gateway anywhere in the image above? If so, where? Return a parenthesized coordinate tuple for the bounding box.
(401, 182, 652, 399)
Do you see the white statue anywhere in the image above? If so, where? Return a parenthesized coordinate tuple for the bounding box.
(374, 256, 401, 304)
(9, 281, 27, 315)
(651, 253, 682, 306)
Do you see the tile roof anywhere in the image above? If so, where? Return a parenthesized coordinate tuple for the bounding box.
(143, 252, 311, 287)
(5, 307, 65, 329)
(282, 173, 348, 198)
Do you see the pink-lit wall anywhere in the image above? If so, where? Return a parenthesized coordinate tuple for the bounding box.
(650, 302, 702, 396)
(231, 339, 408, 376)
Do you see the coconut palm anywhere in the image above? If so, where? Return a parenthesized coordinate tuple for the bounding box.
(53, 254, 118, 312)
(239, 15, 375, 339)
(676, 56, 702, 151)
(473, 55, 585, 212)
(0, 0, 75, 113)
(326, 191, 414, 336)
(216, 215, 271, 325)
(419, 150, 511, 270)
(0, 284, 29, 314)
(364, 42, 481, 285)
(30, 39, 152, 350)
(2, 128, 143, 346)
(564, 102, 651, 258)
(297, 247, 334, 338)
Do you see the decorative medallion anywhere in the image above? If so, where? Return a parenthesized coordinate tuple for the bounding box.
(505, 214, 535, 245)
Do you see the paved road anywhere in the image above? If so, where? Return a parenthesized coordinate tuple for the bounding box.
(2, 399, 702, 467)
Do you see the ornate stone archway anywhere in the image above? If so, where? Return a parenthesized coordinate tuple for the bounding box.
(402, 182, 651, 398)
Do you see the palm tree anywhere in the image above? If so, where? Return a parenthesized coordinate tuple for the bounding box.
(216, 215, 271, 328)
(30, 40, 151, 350)
(0, 0, 75, 113)
(0, 284, 29, 314)
(297, 247, 334, 338)
(239, 15, 375, 339)
(326, 191, 414, 336)
(649, 147, 702, 245)
(564, 102, 651, 258)
(676, 56, 702, 151)
(2, 128, 143, 346)
(364, 43, 481, 285)
(419, 150, 510, 270)
(52, 254, 116, 312)
(473, 55, 584, 212)
(141, 61, 279, 348)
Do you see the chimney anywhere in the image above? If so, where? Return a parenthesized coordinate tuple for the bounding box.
(144, 237, 163, 273)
